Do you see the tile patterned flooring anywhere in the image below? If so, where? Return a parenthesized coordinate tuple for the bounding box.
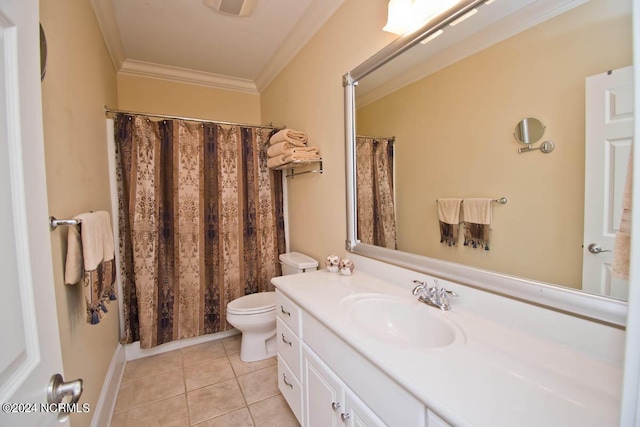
(109, 335, 299, 427)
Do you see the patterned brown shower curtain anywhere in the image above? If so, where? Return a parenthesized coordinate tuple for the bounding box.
(115, 115, 285, 348)
(356, 136, 397, 249)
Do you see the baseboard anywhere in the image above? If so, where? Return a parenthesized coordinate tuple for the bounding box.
(124, 329, 240, 361)
(90, 343, 126, 427)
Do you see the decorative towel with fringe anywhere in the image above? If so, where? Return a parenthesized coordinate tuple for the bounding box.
(462, 198, 492, 250)
(613, 149, 633, 279)
(64, 211, 117, 324)
(437, 198, 462, 246)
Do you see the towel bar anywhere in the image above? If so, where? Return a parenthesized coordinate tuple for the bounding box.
(435, 197, 508, 204)
(271, 159, 323, 178)
(50, 216, 81, 231)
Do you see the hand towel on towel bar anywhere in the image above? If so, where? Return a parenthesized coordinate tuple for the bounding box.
(269, 128, 308, 146)
(64, 211, 116, 324)
(437, 198, 462, 246)
(462, 198, 492, 250)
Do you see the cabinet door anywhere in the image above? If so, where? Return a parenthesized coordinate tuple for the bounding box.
(344, 390, 387, 427)
(304, 347, 344, 427)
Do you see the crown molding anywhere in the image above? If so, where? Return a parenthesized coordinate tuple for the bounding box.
(90, 0, 126, 71)
(119, 60, 259, 94)
(91, 0, 344, 94)
(254, 0, 346, 92)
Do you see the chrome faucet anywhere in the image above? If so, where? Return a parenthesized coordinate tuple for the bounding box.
(412, 279, 458, 311)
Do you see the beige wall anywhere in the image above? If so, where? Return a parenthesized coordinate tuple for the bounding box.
(117, 74, 261, 124)
(261, 0, 395, 262)
(39, 1, 119, 426)
(357, 0, 632, 289)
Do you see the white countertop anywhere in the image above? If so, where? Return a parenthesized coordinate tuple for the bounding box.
(272, 269, 622, 427)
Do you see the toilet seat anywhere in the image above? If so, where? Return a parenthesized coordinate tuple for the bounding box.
(227, 291, 276, 315)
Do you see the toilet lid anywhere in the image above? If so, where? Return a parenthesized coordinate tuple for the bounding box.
(227, 291, 276, 315)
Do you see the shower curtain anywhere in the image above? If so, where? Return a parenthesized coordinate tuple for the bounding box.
(355, 136, 397, 249)
(115, 115, 285, 348)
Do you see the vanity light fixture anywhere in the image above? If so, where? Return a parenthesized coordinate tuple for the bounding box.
(383, 0, 414, 34)
(383, 0, 462, 35)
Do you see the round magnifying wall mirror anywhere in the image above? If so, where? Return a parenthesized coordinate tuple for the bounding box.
(514, 117, 545, 144)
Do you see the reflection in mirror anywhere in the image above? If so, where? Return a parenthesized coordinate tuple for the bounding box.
(346, 0, 632, 322)
(514, 118, 545, 144)
(355, 136, 397, 249)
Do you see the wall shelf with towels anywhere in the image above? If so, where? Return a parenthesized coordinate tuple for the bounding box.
(272, 158, 323, 178)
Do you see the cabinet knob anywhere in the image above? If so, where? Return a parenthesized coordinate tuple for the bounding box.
(341, 412, 351, 423)
(331, 402, 341, 411)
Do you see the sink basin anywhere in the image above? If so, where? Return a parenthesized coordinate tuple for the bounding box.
(342, 295, 464, 350)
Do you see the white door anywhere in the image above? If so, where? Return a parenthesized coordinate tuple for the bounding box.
(0, 0, 69, 426)
(583, 66, 634, 299)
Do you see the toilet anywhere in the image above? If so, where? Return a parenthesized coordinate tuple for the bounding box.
(226, 252, 318, 362)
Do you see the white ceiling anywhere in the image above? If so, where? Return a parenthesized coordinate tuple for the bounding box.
(91, 0, 346, 93)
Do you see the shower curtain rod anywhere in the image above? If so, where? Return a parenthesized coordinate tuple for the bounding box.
(104, 107, 283, 130)
(356, 134, 396, 142)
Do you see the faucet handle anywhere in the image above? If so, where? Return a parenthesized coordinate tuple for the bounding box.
(441, 288, 458, 298)
(438, 287, 458, 310)
(411, 280, 426, 296)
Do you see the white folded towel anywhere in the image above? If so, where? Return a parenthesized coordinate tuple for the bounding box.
(267, 152, 321, 169)
(267, 141, 317, 158)
(269, 128, 308, 146)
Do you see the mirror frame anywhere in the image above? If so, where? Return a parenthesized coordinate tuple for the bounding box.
(343, 0, 627, 326)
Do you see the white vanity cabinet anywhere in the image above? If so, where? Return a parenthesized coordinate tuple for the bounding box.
(304, 345, 385, 427)
(276, 291, 304, 424)
(275, 289, 436, 427)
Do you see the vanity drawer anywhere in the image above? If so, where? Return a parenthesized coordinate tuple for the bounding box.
(276, 290, 301, 336)
(278, 356, 303, 424)
(277, 317, 302, 379)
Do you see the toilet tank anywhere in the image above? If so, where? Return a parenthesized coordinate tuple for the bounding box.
(279, 252, 318, 275)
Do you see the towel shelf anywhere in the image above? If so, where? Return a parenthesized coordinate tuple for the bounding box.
(50, 216, 82, 231)
(272, 159, 323, 178)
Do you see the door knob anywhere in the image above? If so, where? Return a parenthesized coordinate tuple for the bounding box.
(47, 374, 83, 405)
(587, 243, 612, 254)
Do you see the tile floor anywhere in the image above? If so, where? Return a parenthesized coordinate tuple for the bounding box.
(109, 335, 299, 427)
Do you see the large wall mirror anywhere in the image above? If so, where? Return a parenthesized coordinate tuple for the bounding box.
(344, 0, 632, 325)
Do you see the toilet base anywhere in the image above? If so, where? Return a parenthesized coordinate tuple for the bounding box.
(239, 330, 277, 362)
